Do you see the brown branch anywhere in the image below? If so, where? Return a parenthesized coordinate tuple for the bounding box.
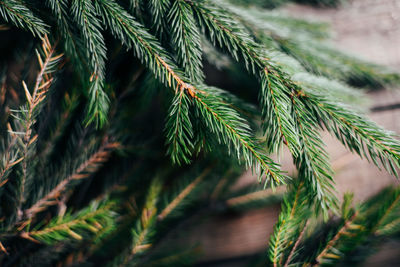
(0, 133, 22, 187)
(226, 186, 285, 207)
(131, 229, 151, 255)
(21, 203, 112, 242)
(271, 183, 303, 267)
(0, 241, 8, 255)
(18, 36, 60, 210)
(284, 220, 309, 267)
(23, 141, 119, 219)
(314, 212, 358, 266)
(373, 192, 400, 233)
(158, 166, 212, 221)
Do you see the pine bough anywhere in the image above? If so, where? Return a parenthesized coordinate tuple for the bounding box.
(0, 0, 399, 265)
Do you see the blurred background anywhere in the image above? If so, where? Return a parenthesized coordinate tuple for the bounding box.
(167, 0, 400, 265)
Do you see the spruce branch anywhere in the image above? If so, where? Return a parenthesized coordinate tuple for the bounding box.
(312, 212, 360, 266)
(112, 178, 162, 266)
(187, 0, 301, 156)
(24, 140, 120, 219)
(21, 201, 115, 245)
(260, 70, 300, 155)
(20, 40, 60, 195)
(269, 182, 310, 267)
(158, 166, 212, 221)
(96, 0, 285, 185)
(71, 0, 109, 127)
(165, 90, 194, 165)
(8, 35, 63, 217)
(168, 0, 204, 82)
(269, 187, 299, 267)
(94, 0, 197, 96)
(191, 1, 338, 214)
(370, 187, 400, 235)
(0, 134, 22, 188)
(0, 0, 48, 36)
(301, 89, 400, 177)
(47, 0, 88, 75)
(148, 0, 170, 38)
(184, 0, 304, 155)
(225, 186, 284, 209)
(189, 0, 337, 207)
(193, 87, 287, 186)
(190, 0, 400, 213)
(291, 95, 338, 215)
(284, 219, 309, 267)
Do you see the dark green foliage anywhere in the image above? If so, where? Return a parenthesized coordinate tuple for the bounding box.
(165, 91, 194, 165)
(193, 86, 288, 186)
(0, 0, 48, 36)
(267, 186, 400, 266)
(148, 0, 170, 38)
(168, 0, 204, 83)
(0, 0, 399, 266)
(71, 0, 109, 127)
(24, 201, 115, 245)
(268, 182, 311, 266)
(302, 89, 400, 177)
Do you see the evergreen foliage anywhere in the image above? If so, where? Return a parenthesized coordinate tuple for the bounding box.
(0, 0, 399, 266)
(267, 185, 400, 266)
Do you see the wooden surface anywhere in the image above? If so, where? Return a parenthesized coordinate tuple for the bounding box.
(285, 0, 400, 69)
(176, 0, 400, 264)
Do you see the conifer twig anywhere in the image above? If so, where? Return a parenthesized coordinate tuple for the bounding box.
(24, 141, 119, 219)
(0, 133, 22, 187)
(0, 241, 8, 255)
(372, 190, 400, 233)
(226, 186, 284, 207)
(71, 0, 109, 126)
(21, 202, 114, 244)
(284, 219, 309, 267)
(96, 0, 286, 184)
(119, 178, 162, 266)
(158, 166, 212, 221)
(9, 36, 63, 220)
(314, 212, 358, 266)
(0, 0, 48, 36)
(20, 36, 58, 200)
